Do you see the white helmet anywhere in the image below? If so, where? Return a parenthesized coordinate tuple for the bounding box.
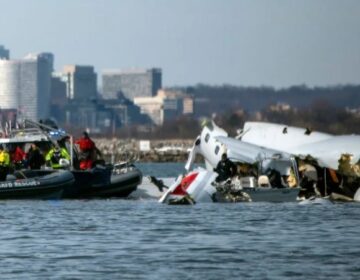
(59, 158, 70, 167)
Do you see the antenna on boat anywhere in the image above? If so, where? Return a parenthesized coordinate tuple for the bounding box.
(70, 135, 74, 170)
(23, 119, 75, 170)
(22, 119, 60, 147)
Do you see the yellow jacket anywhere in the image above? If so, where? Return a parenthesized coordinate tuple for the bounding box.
(0, 150, 10, 166)
(287, 169, 298, 188)
(46, 147, 71, 169)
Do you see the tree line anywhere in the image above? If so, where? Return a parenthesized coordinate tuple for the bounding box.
(105, 84, 360, 138)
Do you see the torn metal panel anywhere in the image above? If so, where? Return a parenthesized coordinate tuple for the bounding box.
(291, 135, 360, 171)
(241, 122, 333, 151)
(240, 122, 360, 174)
(338, 154, 360, 177)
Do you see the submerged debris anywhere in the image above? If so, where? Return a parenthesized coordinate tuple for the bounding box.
(212, 181, 251, 203)
(168, 195, 196, 205)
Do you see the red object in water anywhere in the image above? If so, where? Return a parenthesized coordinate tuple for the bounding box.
(172, 172, 198, 195)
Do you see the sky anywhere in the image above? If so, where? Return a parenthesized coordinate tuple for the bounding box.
(1, 0, 360, 88)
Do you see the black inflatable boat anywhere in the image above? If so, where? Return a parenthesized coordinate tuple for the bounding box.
(1, 169, 74, 199)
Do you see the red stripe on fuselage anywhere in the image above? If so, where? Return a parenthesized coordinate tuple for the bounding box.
(171, 173, 199, 195)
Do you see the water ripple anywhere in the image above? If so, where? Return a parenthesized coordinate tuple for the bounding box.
(0, 197, 359, 279)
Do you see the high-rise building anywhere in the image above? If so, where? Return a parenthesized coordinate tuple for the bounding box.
(24, 52, 54, 71)
(102, 68, 162, 100)
(50, 75, 67, 106)
(0, 53, 52, 121)
(58, 65, 97, 101)
(49, 75, 67, 123)
(132, 89, 193, 125)
(0, 45, 9, 59)
(157, 89, 194, 115)
(133, 95, 164, 125)
(0, 60, 20, 110)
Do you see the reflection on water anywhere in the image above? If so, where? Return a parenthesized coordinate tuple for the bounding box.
(0, 163, 359, 279)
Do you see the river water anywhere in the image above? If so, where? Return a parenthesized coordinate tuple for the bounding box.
(0, 163, 359, 279)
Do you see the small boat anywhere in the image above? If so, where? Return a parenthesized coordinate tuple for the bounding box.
(1, 169, 74, 199)
(14, 164, 142, 199)
(0, 120, 143, 199)
(108, 163, 143, 198)
(229, 185, 300, 202)
(62, 163, 142, 199)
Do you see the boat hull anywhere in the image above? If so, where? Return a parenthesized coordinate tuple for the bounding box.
(1, 170, 74, 199)
(241, 187, 300, 202)
(16, 166, 142, 199)
(63, 166, 142, 199)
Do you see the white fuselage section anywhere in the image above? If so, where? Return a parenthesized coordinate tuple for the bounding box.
(241, 122, 360, 170)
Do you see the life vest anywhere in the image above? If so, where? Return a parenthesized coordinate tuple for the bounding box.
(51, 150, 62, 164)
(46, 148, 70, 168)
(0, 151, 10, 166)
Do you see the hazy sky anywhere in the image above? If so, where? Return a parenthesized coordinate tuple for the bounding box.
(1, 0, 360, 88)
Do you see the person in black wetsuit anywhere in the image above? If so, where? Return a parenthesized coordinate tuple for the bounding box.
(298, 164, 318, 198)
(27, 143, 45, 170)
(214, 153, 236, 182)
(266, 168, 283, 188)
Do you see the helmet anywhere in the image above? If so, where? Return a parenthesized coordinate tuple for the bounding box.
(59, 158, 70, 167)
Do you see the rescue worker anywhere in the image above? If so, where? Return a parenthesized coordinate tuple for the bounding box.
(298, 164, 318, 198)
(10, 145, 26, 170)
(278, 167, 297, 188)
(46, 145, 71, 169)
(27, 143, 45, 170)
(0, 145, 10, 181)
(75, 131, 96, 170)
(286, 168, 297, 188)
(266, 168, 282, 187)
(214, 153, 236, 182)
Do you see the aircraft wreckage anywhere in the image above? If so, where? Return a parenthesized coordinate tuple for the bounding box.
(157, 121, 360, 204)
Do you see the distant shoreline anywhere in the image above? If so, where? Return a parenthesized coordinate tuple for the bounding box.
(94, 138, 203, 163)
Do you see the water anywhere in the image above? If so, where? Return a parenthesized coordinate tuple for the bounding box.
(136, 162, 204, 177)
(0, 163, 359, 280)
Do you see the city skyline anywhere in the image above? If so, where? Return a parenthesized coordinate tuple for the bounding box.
(0, 53, 52, 121)
(1, 0, 360, 88)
